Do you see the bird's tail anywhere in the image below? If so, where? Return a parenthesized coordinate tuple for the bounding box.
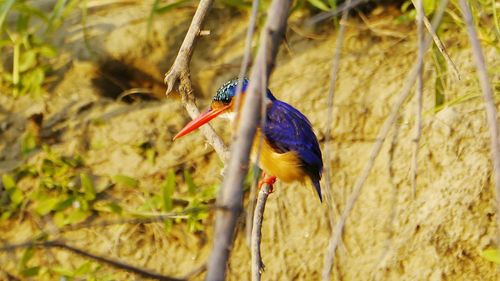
(312, 179, 323, 202)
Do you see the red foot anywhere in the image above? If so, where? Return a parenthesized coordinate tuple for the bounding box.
(259, 174, 277, 194)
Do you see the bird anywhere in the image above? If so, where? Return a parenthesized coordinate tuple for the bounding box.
(173, 78, 323, 201)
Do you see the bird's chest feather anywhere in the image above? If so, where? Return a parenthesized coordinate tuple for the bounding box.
(251, 130, 306, 183)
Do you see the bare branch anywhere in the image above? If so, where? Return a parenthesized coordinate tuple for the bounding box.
(164, 0, 212, 95)
(164, 0, 229, 163)
(0, 240, 185, 281)
(230, 0, 263, 245)
(321, 0, 352, 279)
(204, 0, 291, 279)
(411, 0, 425, 198)
(458, 0, 500, 254)
(251, 184, 271, 281)
(322, 0, 449, 276)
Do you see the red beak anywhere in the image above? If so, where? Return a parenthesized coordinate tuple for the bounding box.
(173, 105, 231, 140)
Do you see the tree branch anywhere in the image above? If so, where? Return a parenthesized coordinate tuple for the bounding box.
(251, 183, 270, 281)
(458, 0, 500, 255)
(322, 0, 449, 277)
(164, 0, 229, 163)
(0, 240, 185, 281)
(321, 0, 352, 279)
(204, 0, 291, 279)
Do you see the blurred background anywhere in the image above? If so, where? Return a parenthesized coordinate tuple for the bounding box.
(0, 0, 499, 280)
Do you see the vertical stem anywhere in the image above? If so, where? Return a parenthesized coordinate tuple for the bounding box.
(12, 41, 20, 96)
(458, 0, 500, 262)
(411, 0, 425, 197)
(204, 0, 290, 279)
(251, 184, 270, 281)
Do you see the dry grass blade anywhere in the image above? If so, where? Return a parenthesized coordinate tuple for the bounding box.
(323, 0, 449, 275)
(422, 16, 461, 80)
(458, 0, 500, 257)
(411, 0, 425, 198)
(410, 0, 460, 80)
(204, 0, 291, 279)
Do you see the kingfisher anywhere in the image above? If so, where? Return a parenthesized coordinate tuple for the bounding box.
(173, 78, 323, 201)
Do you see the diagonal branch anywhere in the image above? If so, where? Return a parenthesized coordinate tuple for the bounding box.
(458, 0, 500, 255)
(163, 0, 229, 163)
(204, 0, 291, 279)
(0, 240, 184, 281)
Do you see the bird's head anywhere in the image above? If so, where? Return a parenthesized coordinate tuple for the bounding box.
(173, 78, 249, 140)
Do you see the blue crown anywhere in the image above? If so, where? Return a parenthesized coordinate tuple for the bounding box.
(213, 78, 249, 103)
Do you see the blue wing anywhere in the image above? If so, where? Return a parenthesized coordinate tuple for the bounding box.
(263, 99, 323, 201)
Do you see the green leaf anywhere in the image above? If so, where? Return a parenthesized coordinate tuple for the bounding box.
(1, 211, 12, 220)
(47, 0, 67, 32)
(20, 266, 40, 277)
(184, 170, 197, 196)
(34, 197, 59, 215)
(21, 131, 38, 155)
(422, 0, 436, 15)
(0, 0, 15, 29)
(481, 248, 500, 264)
(2, 174, 16, 190)
(432, 45, 446, 110)
(161, 170, 175, 212)
(65, 209, 89, 225)
(19, 50, 37, 72)
(156, 0, 193, 13)
(106, 202, 122, 214)
(41, 159, 56, 176)
(20, 247, 34, 267)
(51, 266, 75, 277)
(54, 195, 75, 211)
(112, 175, 138, 188)
(38, 45, 57, 58)
(80, 173, 95, 201)
(74, 261, 92, 276)
(307, 0, 330, 11)
(10, 188, 23, 205)
(53, 211, 65, 227)
(145, 148, 156, 164)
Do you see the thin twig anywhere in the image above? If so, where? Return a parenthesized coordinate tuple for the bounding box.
(204, 0, 290, 279)
(321, 0, 352, 279)
(251, 183, 271, 281)
(322, 0, 449, 275)
(56, 206, 214, 233)
(422, 16, 461, 80)
(306, 0, 367, 26)
(458, 0, 500, 259)
(235, 0, 263, 246)
(0, 240, 185, 281)
(410, 0, 461, 81)
(369, 116, 402, 281)
(163, 0, 229, 163)
(411, 0, 425, 198)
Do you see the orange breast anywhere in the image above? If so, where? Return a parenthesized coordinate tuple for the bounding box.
(251, 130, 307, 184)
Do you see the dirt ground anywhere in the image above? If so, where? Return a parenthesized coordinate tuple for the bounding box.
(1, 2, 499, 280)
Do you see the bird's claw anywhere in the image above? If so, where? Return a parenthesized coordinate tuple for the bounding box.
(259, 175, 277, 194)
